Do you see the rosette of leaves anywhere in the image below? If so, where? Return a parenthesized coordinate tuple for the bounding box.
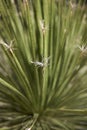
(0, 0, 87, 130)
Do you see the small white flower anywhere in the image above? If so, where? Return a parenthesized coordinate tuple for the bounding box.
(77, 45, 87, 51)
(30, 56, 51, 68)
(77, 45, 87, 56)
(40, 20, 48, 34)
(0, 40, 16, 53)
(31, 61, 44, 67)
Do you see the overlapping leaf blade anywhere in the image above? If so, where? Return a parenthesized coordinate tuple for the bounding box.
(0, 0, 87, 129)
